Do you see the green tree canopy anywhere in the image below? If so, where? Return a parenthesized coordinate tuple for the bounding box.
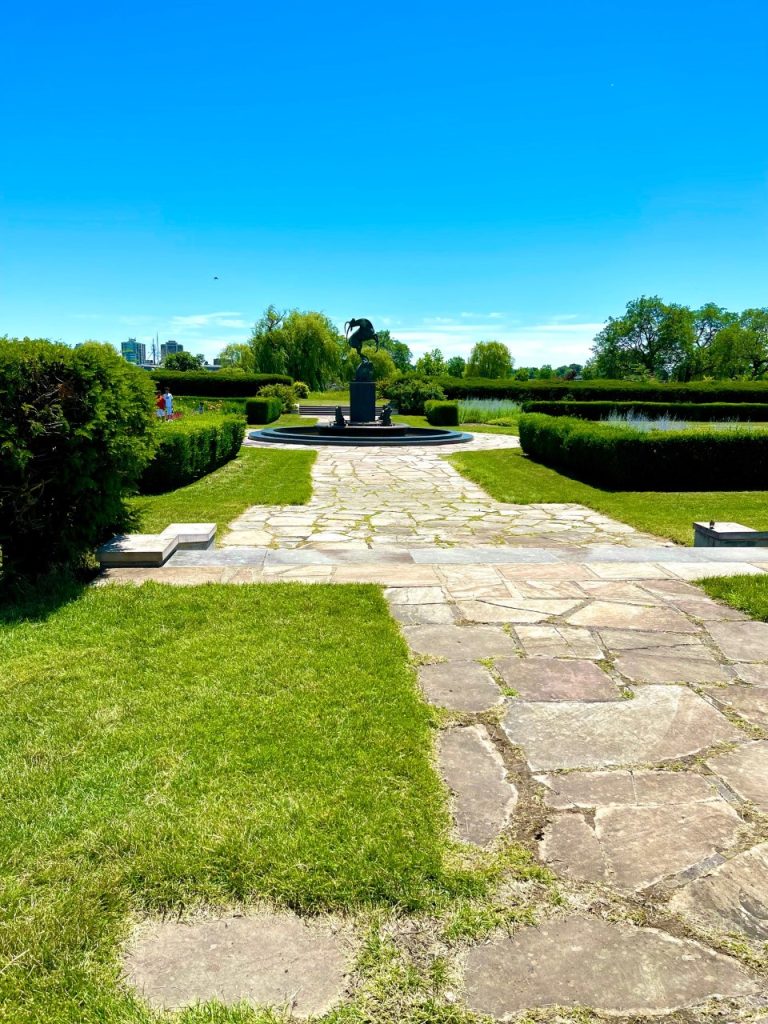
(217, 343, 256, 373)
(590, 296, 695, 380)
(341, 345, 397, 383)
(376, 329, 412, 372)
(164, 351, 205, 370)
(414, 348, 446, 376)
(249, 306, 342, 390)
(445, 355, 466, 378)
(707, 309, 768, 379)
(465, 340, 514, 379)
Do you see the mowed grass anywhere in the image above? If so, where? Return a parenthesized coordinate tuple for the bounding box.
(449, 447, 768, 545)
(699, 575, 768, 620)
(130, 446, 316, 534)
(0, 582, 479, 1022)
(394, 415, 519, 436)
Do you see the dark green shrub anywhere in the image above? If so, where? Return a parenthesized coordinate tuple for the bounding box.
(518, 413, 768, 490)
(245, 396, 282, 424)
(381, 377, 446, 414)
(522, 401, 768, 421)
(149, 369, 292, 397)
(425, 400, 459, 426)
(439, 377, 768, 404)
(0, 338, 157, 579)
(139, 414, 245, 493)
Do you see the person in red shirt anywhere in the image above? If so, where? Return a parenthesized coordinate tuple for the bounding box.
(155, 392, 166, 419)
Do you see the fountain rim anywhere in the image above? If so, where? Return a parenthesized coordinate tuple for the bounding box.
(248, 425, 474, 447)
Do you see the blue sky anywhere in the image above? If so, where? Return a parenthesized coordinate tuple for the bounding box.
(2, 0, 767, 366)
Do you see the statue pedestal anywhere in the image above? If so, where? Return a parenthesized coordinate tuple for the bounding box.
(349, 381, 376, 423)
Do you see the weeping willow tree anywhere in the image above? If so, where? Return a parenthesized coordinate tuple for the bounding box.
(248, 306, 342, 389)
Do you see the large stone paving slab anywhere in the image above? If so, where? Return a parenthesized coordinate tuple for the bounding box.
(123, 912, 354, 1017)
(418, 662, 502, 712)
(537, 771, 742, 891)
(495, 657, 619, 701)
(701, 682, 768, 730)
(706, 620, 768, 662)
(668, 843, 768, 941)
(463, 915, 763, 1017)
(567, 600, 697, 633)
(439, 725, 517, 846)
(403, 624, 517, 662)
(708, 741, 768, 810)
(614, 651, 734, 684)
(502, 686, 741, 770)
(514, 624, 603, 660)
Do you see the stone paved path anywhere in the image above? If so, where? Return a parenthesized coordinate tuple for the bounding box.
(115, 433, 768, 1020)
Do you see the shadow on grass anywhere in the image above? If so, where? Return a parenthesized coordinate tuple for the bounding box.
(0, 567, 96, 624)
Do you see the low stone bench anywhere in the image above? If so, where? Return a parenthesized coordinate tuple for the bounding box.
(694, 521, 768, 548)
(97, 523, 216, 568)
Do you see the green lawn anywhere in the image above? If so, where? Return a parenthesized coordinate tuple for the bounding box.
(699, 575, 768, 620)
(394, 414, 519, 435)
(449, 447, 768, 545)
(130, 446, 316, 535)
(0, 582, 484, 1022)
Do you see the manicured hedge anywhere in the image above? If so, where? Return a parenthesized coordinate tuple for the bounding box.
(518, 413, 768, 491)
(523, 401, 768, 421)
(437, 377, 768, 404)
(0, 338, 157, 579)
(149, 369, 292, 397)
(425, 400, 460, 426)
(139, 414, 245, 493)
(246, 396, 282, 424)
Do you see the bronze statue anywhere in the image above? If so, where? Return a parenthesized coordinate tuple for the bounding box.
(333, 406, 346, 427)
(345, 318, 379, 381)
(378, 403, 393, 426)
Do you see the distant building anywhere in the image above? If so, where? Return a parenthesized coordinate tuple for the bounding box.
(160, 340, 184, 360)
(121, 338, 146, 364)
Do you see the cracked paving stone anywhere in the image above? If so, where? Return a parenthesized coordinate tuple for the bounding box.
(567, 600, 698, 632)
(463, 914, 763, 1018)
(402, 624, 517, 662)
(495, 656, 619, 701)
(538, 771, 741, 891)
(123, 912, 354, 1017)
(389, 602, 457, 625)
(515, 625, 603, 660)
(418, 662, 502, 713)
(668, 843, 768, 941)
(502, 685, 741, 770)
(439, 725, 517, 846)
(708, 741, 768, 810)
(701, 682, 768, 730)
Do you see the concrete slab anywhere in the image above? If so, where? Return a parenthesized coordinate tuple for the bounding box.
(97, 533, 177, 568)
(123, 912, 353, 1017)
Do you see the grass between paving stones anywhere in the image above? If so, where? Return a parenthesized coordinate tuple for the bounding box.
(699, 575, 768, 620)
(449, 447, 768, 545)
(129, 445, 316, 535)
(0, 581, 522, 1023)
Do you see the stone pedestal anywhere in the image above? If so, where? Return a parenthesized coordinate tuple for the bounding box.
(349, 381, 376, 423)
(693, 521, 768, 547)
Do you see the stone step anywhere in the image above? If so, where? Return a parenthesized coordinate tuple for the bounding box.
(97, 523, 216, 568)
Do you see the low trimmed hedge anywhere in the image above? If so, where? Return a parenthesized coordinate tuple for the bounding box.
(140, 414, 246, 493)
(425, 400, 459, 426)
(522, 401, 768, 421)
(149, 370, 292, 397)
(246, 396, 282, 424)
(437, 377, 768, 404)
(518, 413, 768, 491)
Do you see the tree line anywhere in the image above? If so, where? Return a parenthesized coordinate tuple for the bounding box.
(206, 298, 768, 390)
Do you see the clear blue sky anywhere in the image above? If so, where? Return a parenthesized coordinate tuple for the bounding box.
(2, 0, 767, 366)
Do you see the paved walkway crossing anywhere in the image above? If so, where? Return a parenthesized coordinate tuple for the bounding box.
(116, 434, 768, 1020)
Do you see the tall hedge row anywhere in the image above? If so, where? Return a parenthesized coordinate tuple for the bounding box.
(523, 401, 768, 421)
(0, 339, 157, 579)
(139, 415, 245, 493)
(518, 413, 768, 490)
(438, 377, 768, 403)
(149, 369, 292, 397)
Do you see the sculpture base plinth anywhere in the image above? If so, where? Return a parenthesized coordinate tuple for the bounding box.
(316, 424, 408, 438)
(349, 381, 376, 423)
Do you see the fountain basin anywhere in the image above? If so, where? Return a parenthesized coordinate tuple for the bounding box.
(249, 425, 473, 447)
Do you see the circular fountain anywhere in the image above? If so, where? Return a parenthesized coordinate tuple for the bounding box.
(248, 316, 473, 447)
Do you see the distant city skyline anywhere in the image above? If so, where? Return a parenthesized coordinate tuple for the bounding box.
(3, 1, 766, 368)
